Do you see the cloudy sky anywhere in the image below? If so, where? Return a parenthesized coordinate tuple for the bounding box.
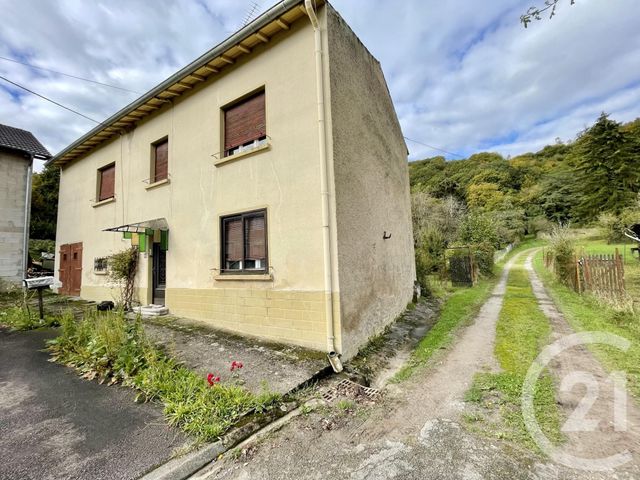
(1, 0, 639, 170)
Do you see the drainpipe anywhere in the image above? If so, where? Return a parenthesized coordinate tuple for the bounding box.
(22, 154, 34, 280)
(304, 0, 342, 373)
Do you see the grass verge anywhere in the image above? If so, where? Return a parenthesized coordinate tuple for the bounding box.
(533, 249, 640, 398)
(393, 237, 544, 382)
(47, 309, 281, 442)
(394, 277, 497, 381)
(464, 257, 563, 452)
(0, 291, 61, 330)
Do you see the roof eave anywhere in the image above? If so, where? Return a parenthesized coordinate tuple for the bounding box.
(0, 144, 51, 160)
(47, 0, 322, 168)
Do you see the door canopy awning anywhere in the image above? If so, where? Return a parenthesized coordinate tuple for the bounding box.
(103, 218, 169, 234)
(104, 218, 169, 252)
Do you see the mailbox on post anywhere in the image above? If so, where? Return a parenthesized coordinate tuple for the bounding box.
(23, 276, 55, 321)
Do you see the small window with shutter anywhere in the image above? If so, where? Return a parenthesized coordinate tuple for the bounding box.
(98, 163, 115, 201)
(221, 209, 267, 273)
(223, 90, 267, 157)
(152, 137, 169, 182)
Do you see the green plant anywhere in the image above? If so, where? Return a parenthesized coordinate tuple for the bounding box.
(108, 246, 139, 310)
(47, 309, 281, 442)
(529, 216, 554, 236)
(336, 399, 356, 411)
(471, 242, 495, 277)
(459, 212, 501, 249)
(415, 228, 447, 290)
(598, 208, 640, 244)
(300, 404, 314, 415)
(546, 225, 576, 286)
(0, 305, 60, 330)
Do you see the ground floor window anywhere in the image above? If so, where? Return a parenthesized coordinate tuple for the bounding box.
(221, 209, 267, 273)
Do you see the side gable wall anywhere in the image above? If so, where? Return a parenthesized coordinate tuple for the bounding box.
(326, 5, 416, 359)
(0, 149, 30, 285)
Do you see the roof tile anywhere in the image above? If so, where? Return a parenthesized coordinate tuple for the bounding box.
(0, 124, 51, 159)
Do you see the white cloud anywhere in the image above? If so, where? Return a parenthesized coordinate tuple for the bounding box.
(332, 0, 640, 159)
(0, 0, 639, 170)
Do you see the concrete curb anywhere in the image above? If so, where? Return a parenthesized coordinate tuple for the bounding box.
(188, 399, 325, 479)
(140, 366, 334, 480)
(140, 442, 226, 480)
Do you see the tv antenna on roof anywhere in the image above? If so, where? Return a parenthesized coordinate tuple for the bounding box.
(242, 1, 262, 26)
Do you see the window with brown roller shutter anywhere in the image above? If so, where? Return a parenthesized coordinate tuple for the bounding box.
(98, 164, 115, 201)
(224, 90, 266, 157)
(221, 209, 267, 273)
(153, 138, 168, 182)
(223, 217, 243, 270)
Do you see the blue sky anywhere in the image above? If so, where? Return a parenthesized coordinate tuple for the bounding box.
(1, 0, 639, 169)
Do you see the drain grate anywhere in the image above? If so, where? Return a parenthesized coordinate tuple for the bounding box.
(321, 378, 381, 402)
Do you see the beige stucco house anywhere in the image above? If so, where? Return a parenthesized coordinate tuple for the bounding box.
(0, 124, 51, 287)
(49, 0, 415, 361)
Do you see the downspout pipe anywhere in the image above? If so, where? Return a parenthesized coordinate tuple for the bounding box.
(22, 154, 34, 280)
(304, 0, 342, 373)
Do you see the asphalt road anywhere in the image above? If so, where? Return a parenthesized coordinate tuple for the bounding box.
(0, 327, 187, 480)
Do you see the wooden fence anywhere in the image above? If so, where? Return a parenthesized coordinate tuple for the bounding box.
(544, 249, 626, 298)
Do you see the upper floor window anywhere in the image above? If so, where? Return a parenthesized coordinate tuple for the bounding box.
(223, 90, 266, 157)
(98, 163, 115, 201)
(152, 137, 169, 183)
(221, 209, 267, 273)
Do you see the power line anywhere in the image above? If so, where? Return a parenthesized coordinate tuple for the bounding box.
(0, 55, 142, 94)
(403, 136, 464, 159)
(0, 75, 102, 125)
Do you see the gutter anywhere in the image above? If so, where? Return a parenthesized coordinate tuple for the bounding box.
(304, 0, 342, 373)
(47, 0, 311, 167)
(22, 154, 34, 279)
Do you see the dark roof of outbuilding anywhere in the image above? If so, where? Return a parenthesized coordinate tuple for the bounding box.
(0, 124, 51, 159)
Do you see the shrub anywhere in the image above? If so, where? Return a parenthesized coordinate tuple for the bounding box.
(599, 208, 640, 244)
(108, 247, 139, 310)
(547, 226, 576, 286)
(411, 192, 466, 245)
(459, 212, 500, 249)
(529, 216, 554, 237)
(28, 239, 56, 262)
(471, 242, 495, 277)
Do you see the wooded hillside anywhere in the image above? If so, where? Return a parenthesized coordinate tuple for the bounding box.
(409, 113, 640, 288)
(410, 113, 640, 231)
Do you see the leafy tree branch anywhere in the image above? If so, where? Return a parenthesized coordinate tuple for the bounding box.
(521, 0, 576, 28)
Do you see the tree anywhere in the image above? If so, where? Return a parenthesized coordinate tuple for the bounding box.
(521, 0, 576, 28)
(466, 182, 505, 211)
(573, 113, 640, 220)
(30, 164, 60, 240)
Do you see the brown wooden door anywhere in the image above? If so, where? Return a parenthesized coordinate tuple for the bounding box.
(58, 242, 82, 296)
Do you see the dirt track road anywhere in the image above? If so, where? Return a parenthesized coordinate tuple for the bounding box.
(193, 251, 640, 480)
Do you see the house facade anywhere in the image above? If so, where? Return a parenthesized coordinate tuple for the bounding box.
(0, 124, 51, 287)
(50, 0, 415, 360)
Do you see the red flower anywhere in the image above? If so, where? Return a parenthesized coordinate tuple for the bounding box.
(230, 361, 244, 371)
(207, 373, 220, 386)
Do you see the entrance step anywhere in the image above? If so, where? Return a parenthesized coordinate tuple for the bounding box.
(132, 304, 169, 317)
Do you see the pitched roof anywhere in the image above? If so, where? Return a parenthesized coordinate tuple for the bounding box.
(49, 0, 324, 167)
(0, 124, 51, 159)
